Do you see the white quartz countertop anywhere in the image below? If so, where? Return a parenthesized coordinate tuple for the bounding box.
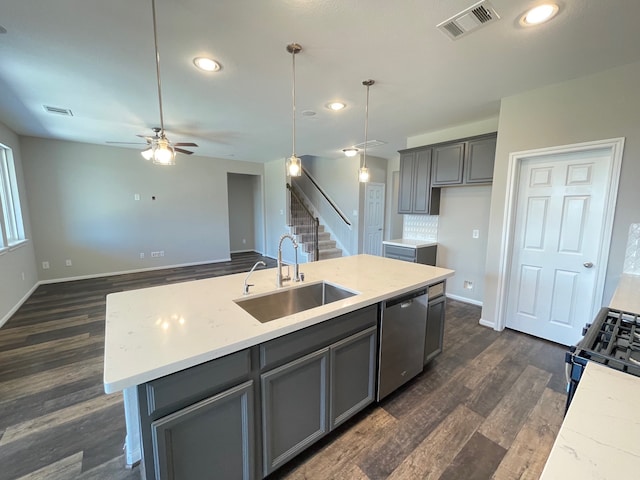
(104, 254, 454, 393)
(382, 238, 437, 248)
(609, 273, 640, 314)
(540, 362, 640, 479)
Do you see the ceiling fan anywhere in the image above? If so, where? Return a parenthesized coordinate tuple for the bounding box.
(108, 0, 198, 165)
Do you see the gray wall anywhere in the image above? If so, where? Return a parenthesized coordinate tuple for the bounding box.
(437, 185, 491, 304)
(227, 173, 260, 253)
(482, 60, 640, 327)
(0, 122, 38, 326)
(263, 158, 296, 264)
(20, 137, 264, 281)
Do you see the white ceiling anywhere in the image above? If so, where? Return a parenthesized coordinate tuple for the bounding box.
(1, 0, 640, 163)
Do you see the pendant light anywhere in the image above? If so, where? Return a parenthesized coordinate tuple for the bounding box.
(359, 80, 375, 183)
(286, 43, 302, 177)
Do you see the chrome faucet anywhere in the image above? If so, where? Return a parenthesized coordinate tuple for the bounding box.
(277, 233, 301, 287)
(243, 261, 266, 295)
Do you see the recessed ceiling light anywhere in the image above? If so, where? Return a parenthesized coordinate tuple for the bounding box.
(520, 4, 559, 26)
(193, 57, 221, 72)
(342, 148, 359, 157)
(326, 102, 346, 111)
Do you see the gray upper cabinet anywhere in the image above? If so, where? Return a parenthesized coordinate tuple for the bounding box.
(432, 143, 465, 186)
(398, 149, 440, 215)
(430, 133, 497, 187)
(150, 380, 255, 480)
(464, 135, 497, 184)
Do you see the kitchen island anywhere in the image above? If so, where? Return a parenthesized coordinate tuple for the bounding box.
(104, 254, 454, 479)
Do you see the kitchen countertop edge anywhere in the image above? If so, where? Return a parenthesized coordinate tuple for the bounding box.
(103, 254, 454, 394)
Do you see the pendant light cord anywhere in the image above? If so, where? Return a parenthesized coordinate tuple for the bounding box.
(363, 83, 369, 169)
(362, 80, 374, 170)
(151, 0, 166, 137)
(292, 48, 296, 157)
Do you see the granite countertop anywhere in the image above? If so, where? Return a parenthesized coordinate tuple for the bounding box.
(382, 238, 438, 248)
(103, 254, 454, 393)
(540, 362, 640, 479)
(609, 273, 640, 314)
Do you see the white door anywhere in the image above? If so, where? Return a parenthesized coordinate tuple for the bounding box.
(364, 183, 385, 256)
(506, 149, 612, 345)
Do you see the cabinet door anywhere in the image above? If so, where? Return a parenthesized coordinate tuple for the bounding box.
(330, 326, 377, 429)
(261, 348, 330, 476)
(432, 142, 465, 185)
(412, 149, 432, 214)
(424, 295, 446, 365)
(398, 152, 415, 214)
(464, 136, 496, 184)
(150, 381, 255, 480)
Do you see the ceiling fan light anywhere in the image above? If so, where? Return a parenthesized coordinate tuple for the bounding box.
(286, 155, 302, 177)
(141, 147, 153, 160)
(153, 143, 175, 165)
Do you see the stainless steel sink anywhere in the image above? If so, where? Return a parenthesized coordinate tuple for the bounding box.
(234, 281, 358, 323)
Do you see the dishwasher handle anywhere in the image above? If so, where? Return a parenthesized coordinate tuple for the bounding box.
(384, 289, 427, 309)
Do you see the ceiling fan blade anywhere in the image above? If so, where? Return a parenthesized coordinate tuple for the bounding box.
(173, 142, 198, 147)
(174, 148, 194, 155)
(106, 141, 148, 145)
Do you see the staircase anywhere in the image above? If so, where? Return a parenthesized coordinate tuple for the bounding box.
(288, 186, 342, 262)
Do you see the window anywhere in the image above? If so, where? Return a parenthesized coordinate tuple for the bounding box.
(0, 143, 26, 249)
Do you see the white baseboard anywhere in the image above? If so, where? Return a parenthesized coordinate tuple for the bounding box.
(446, 293, 483, 307)
(479, 317, 497, 329)
(37, 258, 232, 285)
(0, 281, 40, 328)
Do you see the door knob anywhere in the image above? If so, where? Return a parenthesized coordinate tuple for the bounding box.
(583, 262, 594, 268)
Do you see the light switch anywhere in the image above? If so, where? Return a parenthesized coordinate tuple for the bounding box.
(472, 229, 480, 239)
(134, 193, 140, 201)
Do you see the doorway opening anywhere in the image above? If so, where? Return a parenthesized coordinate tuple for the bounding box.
(227, 173, 265, 255)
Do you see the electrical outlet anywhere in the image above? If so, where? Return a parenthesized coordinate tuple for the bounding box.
(140, 253, 145, 259)
(464, 280, 474, 290)
(472, 229, 479, 239)
(65, 259, 72, 267)
(42, 261, 50, 270)
(242, 238, 246, 244)
(151, 251, 158, 258)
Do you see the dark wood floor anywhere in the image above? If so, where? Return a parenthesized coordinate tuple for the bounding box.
(0, 252, 568, 480)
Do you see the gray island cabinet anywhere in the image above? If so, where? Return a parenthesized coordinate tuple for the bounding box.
(104, 255, 455, 480)
(137, 305, 378, 480)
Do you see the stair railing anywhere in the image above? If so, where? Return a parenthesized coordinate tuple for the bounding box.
(300, 167, 351, 227)
(286, 183, 319, 261)
(292, 167, 355, 255)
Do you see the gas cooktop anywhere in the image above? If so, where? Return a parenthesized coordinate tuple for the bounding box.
(565, 307, 640, 410)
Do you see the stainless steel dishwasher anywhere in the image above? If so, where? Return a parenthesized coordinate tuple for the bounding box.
(377, 288, 428, 400)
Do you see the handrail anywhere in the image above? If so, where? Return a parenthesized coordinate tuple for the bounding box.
(299, 167, 352, 227)
(286, 183, 320, 261)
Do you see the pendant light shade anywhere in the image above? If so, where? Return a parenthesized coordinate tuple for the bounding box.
(359, 80, 375, 183)
(286, 43, 302, 177)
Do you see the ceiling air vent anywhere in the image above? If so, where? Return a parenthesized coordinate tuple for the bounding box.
(353, 139, 386, 149)
(437, 0, 500, 40)
(43, 105, 73, 116)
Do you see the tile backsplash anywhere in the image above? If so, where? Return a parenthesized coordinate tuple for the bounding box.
(403, 215, 438, 241)
(623, 223, 640, 275)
